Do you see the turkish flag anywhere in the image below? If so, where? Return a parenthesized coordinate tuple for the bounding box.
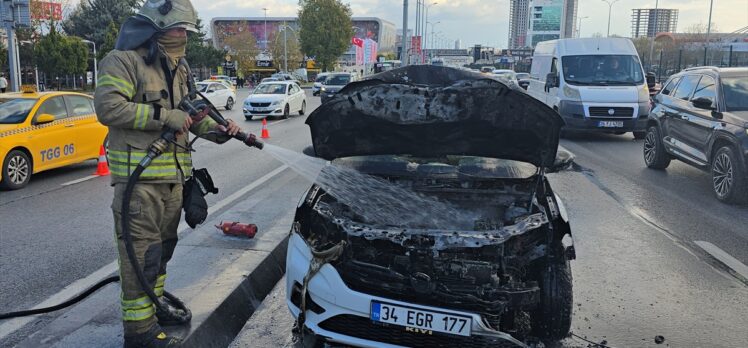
(352, 37, 364, 48)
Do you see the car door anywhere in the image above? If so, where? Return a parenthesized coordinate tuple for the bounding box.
(679, 75, 719, 163)
(205, 84, 219, 106)
(546, 57, 560, 107)
(286, 84, 295, 110)
(214, 83, 229, 107)
(665, 74, 703, 164)
(28, 96, 75, 172)
(655, 76, 682, 137)
(292, 84, 303, 110)
(64, 95, 105, 162)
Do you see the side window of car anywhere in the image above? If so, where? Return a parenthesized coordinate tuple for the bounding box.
(64, 96, 95, 117)
(691, 76, 716, 101)
(671, 75, 700, 101)
(215, 84, 227, 90)
(35, 96, 68, 121)
(661, 76, 681, 95)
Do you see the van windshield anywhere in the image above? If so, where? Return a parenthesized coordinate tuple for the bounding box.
(562, 55, 644, 86)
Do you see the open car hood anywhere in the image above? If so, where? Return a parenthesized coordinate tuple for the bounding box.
(306, 65, 564, 167)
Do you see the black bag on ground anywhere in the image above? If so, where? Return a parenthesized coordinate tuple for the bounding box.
(183, 168, 218, 228)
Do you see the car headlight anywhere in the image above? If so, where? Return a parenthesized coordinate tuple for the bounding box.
(320, 86, 327, 92)
(271, 100, 282, 106)
(562, 85, 581, 101)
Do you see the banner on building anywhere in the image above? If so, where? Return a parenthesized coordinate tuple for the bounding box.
(31, 1, 62, 21)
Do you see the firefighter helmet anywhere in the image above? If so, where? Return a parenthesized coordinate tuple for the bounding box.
(137, 0, 198, 32)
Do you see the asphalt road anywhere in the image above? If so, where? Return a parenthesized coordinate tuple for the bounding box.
(2, 92, 748, 347)
(0, 89, 320, 322)
(231, 132, 748, 348)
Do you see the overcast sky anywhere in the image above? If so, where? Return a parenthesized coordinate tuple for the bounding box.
(70, 0, 748, 48)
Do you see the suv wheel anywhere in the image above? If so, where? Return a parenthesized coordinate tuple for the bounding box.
(1, 150, 32, 190)
(531, 255, 573, 340)
(712, 146, 747, 204)
(643, 126, 671, 169)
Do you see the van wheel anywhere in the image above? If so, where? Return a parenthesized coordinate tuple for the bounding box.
(1, 150, 32, 190)
(643, 126, 670, 169)
(712, 146, 748, 204)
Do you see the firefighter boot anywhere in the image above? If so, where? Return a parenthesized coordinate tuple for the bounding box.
(156, 293, 192, 326)
(123, 325, 181, 348)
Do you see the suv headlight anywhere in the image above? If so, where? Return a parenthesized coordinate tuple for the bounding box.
(563, 85, 581, 101)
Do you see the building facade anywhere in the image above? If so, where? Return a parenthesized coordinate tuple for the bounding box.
(508, 0, 530, 49)
(525, 0, 577, 47)
(631, 9, 679, 38)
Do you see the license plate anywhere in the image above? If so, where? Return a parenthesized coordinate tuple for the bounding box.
(598, 121, 624, 128)
(370, 301, 472, 337)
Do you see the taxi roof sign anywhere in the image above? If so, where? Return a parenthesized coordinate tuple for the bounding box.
(21, 85, 37, 94)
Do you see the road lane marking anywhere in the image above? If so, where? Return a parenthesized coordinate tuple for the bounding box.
(694, 241, 748, 282)
(0, 164, 291, 340)
(61, 175, 99, 186)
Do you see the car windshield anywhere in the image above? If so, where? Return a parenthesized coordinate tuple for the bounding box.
(721, 76, 748, 111)
(315, 75, 328, 83)
(254, 84, 286, 94)
(326, 75, 351, 85)
(0, 98, 37, 124)
(196, 84, 209, 93)
(562, 55, 644, 86)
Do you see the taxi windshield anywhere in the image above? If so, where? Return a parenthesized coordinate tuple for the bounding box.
(0, 98, 37, 124)
(255, 84, 287, 94)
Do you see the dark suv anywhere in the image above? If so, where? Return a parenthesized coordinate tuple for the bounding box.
(643, 67, 748, 203)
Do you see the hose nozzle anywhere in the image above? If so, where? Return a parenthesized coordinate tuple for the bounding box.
(244, 133, 264, 150)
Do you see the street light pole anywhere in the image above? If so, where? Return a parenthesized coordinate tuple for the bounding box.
(263, 8, 269, 51)
(283, 22, 288, 72)
(601, 0, 620, 37)
(704, 0, 714, 65)
(81, 40, 97, 87)
(401, 0, 409, 65)
(647, 0, 659, 71)
(424, 2, 437, 53)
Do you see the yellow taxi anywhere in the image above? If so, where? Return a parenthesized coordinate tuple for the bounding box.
(0, 87, 108, 190)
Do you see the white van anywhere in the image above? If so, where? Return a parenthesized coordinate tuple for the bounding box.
(527, 38, 650, 138)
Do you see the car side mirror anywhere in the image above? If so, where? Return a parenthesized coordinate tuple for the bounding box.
(545, 73, 559, 89)
(548, 147, 575, 173)
(35, 113, 55, 124)
(692, 96, 715, 110)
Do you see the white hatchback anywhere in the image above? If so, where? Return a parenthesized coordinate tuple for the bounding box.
(196, 81, 237, 110)
(243, 81, 307, 120)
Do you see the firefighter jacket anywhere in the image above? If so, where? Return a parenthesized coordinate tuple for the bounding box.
(95, 46, 229, 184)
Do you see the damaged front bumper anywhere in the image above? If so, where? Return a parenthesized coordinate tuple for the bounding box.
(286, 233, 531, 348)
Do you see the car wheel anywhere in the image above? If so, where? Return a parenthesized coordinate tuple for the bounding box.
(282, 104, 289, 119)
(299, 101, 306, 115)
(711, 146, 748, 204)
(633, 131, 646, 140)
(225, 97, 234, 110)
(531, 253, 573, 340)
(643, 126, 671, 169)
(1, 149, 32, 190)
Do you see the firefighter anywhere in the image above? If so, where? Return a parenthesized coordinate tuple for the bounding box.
(94, 0, 242, 346)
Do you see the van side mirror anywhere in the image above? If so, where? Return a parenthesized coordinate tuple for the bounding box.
(692, 96, 715, 110)
(545, 73, 559, 91)
(646, 72, 657, 89)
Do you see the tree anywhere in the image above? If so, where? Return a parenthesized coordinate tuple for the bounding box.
(62, 0, 140, 48)
(98, 22, 119, 61)
(186, 18, 225, 79)
(35, 27, 88, 83)
(223, 30, 259, 77)
(298, 0, 353, 71)
(269, 26, 303, 72)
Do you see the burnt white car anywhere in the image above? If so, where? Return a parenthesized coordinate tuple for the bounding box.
(287, 66, 576, 347)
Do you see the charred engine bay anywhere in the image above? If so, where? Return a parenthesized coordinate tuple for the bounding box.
(297, 166, 555, 334)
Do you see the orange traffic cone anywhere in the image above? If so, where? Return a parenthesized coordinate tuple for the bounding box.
(261, 118, 270, 139)
(94, 145, 110, 176)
